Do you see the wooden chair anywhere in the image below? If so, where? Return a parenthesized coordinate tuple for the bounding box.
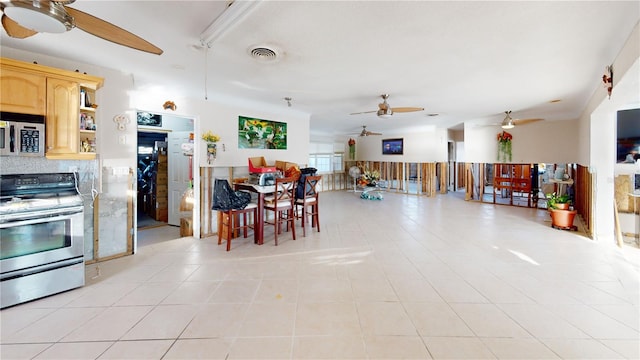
(295, 175, 321, 236)
(213, 179, 257, 251)
(218, 203, 258, 251)
(263, 176, 297, 245)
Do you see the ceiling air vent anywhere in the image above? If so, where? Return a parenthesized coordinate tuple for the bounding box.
(249, 46, 278, 62)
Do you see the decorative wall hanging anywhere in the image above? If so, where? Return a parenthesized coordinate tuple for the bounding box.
(497, 131, 513, 163)
(137, 112, 162, 127)
(163, 101, 177, 111)
(113, 114, 130, 131)
(602, 65, 613, 99)
(348, 138, 356, 159)
(202, 130, 220, 164)
(238, 116, 287, 149)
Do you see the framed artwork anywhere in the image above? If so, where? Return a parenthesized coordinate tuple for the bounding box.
(238, 116, 287, 149)
(137, 112, 162, 127)
(382, 138, 403, 155)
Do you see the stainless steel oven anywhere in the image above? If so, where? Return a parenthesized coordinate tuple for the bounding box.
(0, 173, 85, 309)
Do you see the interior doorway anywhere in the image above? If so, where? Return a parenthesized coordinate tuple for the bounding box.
(136, 113, 194, 236)
(137, 131, 169, 229)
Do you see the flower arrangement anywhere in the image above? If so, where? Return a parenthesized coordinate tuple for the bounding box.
(202, 131, 220, 164)
(201, 130, 220, 143)
(359, 168, 380, 187)
(497, 131, 513, 162)
(348, 138, 356, 160)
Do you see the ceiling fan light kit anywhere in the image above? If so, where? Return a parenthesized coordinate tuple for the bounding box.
(351, 94, 423, 118)
(3, 0, 73, 33)
(377, 108, 393, 118)
(501, 111, 515, 129)
(358, 125, 381, 137)
(1, 0, 163, 55)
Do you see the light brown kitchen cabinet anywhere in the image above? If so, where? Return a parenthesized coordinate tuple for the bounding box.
(46, 77, 82, 157)
(0, 67, 46, 115)
(0, 57, 104, 159)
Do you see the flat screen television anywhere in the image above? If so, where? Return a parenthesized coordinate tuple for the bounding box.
(616, 108, 640, 163)
(382, 138, 403, 155)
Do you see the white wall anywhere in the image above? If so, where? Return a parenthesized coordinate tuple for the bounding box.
(463, 120, 579, 164)
(589, 59, 640, 242)
(130, 94, 310, 168)
(576, 22, 640, 244)
(349, 127, 448, 162)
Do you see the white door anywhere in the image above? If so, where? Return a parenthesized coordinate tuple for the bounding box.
(168, 131, 192, 226)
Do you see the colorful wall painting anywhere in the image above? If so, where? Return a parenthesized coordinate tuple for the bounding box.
(238, 116, 287, 149)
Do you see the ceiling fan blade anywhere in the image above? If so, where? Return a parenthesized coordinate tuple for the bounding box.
(391, 107, 424, 113)
(350, 110, 377, 115)
(368, 131, 382, 135)
(65, 7, 163, 55)
(513, 118, 543, 125)
(1, 14, 37, 38)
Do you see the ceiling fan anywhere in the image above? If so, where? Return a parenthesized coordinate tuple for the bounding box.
(350, 94, 424, 118)
(356, 125, 381, 137)
(498, 111, 543, 129)
(0, 0, 163, 55)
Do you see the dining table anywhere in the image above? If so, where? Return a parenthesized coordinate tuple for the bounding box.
(233, 182, 275, 245)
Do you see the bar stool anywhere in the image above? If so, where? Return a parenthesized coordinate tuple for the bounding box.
(212, 179, 257, 251)
(218, 203, 258, 251)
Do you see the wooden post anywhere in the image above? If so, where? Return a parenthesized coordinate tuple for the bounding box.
(614, 199, 624, 247)
(439, 162, 448, 194)
(127, 169, 133, 254)
(465, 163, 473, 201)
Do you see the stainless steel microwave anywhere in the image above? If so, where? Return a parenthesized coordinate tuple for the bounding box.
(0, 112, 45, 157)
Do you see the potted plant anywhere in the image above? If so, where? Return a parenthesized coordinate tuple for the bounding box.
(546, 192, 577, 230)
(546, 192, 571, 210)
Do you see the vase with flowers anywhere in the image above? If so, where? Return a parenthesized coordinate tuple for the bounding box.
(202, 130, 220, 164)
(348, 138, 356, 160)
(361, 168, 380, 187)
(497, 131, 513, 162)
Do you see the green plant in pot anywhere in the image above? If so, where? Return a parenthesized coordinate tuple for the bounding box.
(546, 192, 577, 229)
(546, 192, 571, 210)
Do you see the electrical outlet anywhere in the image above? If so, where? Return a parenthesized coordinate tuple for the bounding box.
(112, 167, 129, 176)
(68, 166, 78, 173)
(119, 135, 126, 144)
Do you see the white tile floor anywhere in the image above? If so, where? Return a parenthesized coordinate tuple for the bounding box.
(1, 191, 639, 359)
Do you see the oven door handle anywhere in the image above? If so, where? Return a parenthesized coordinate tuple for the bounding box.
(0, 205, 84, 225)
(9, 124, 15, 153)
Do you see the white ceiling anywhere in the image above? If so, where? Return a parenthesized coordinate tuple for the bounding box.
(1, 1, 638, 137)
